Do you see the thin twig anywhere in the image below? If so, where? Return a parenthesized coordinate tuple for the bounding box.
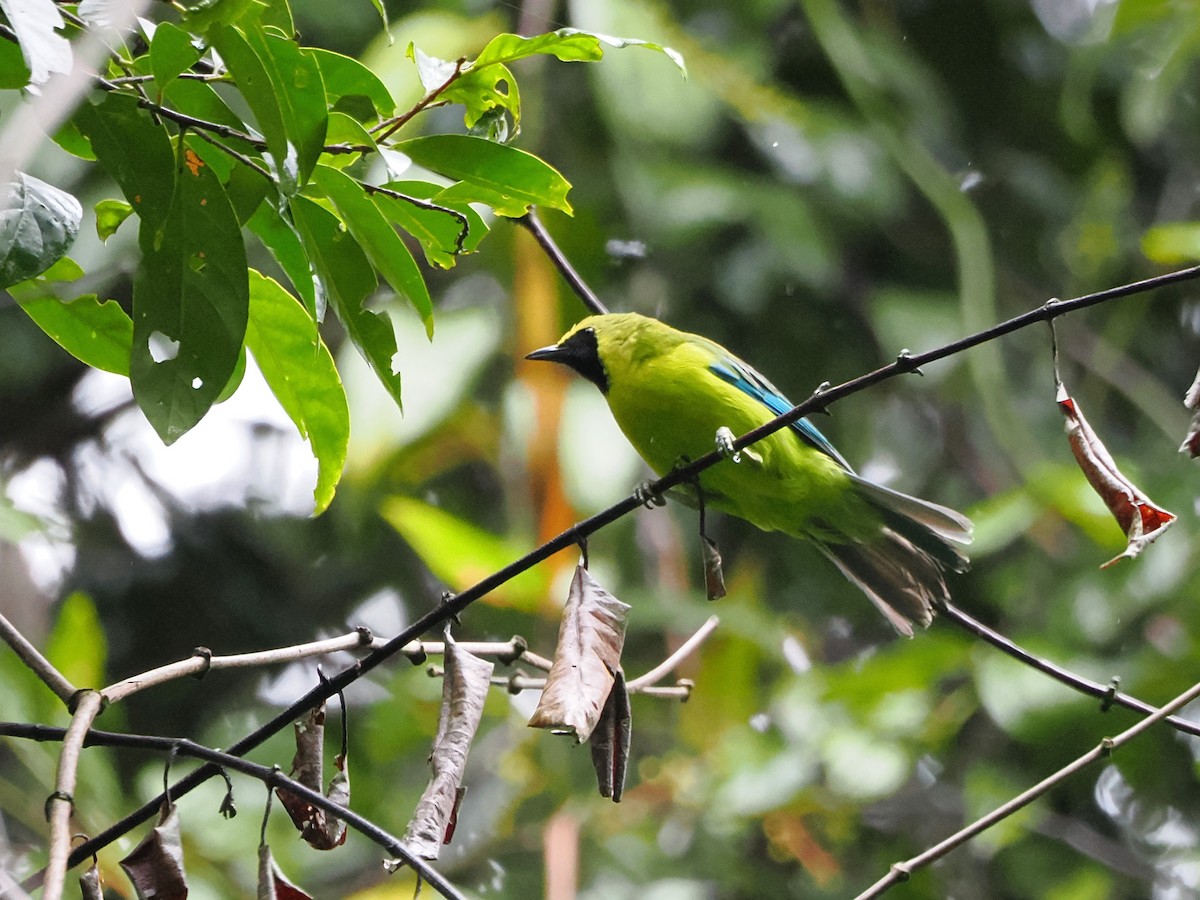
(48, 266, 1200, 881)
(189, 127, 273, 183)
(938, 600, 1200, 738)
(42, 691, 104, 900)
(372, 58, 466, 141)
(853, 678, 1200, 899)
(515, 211, 608, 315)
(103, 628, 375, 704)
(0, 613, 76, 704)
(1, 722, 465, 900)
(626, 615, 720, 691)
(363, 182, 471, 254)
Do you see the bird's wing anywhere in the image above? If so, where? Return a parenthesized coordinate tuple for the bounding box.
(708, 352, 854, 472)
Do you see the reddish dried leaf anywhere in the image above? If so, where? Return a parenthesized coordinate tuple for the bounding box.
(1058, 385, 1176, 567)
(701, 534, 726, 601)
(119, 801, 188, 900)
(529, 565, 631, 743)
(276, 703, 350, 850)
(402, 640, 493, 860)
(589, 669, 632, 802)
(257, 844, 314, 900)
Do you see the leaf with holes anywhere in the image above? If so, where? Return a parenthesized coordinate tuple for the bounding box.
(0, 173, 81, 288)
(1058, 384, 1176, 568)
(403, 638, 493, 859)
(529, 565, 631, 743)
(131, 152, 248, 444)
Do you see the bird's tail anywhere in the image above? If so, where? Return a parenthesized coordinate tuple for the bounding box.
(815, 476, 972, 638)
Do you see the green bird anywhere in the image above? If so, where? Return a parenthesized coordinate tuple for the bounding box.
(526, 312, 972, 636)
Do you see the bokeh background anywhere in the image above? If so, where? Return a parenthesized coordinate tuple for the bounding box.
(5, 0, 1200, 897)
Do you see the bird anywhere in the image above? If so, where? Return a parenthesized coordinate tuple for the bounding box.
(526, 312, 972, 637)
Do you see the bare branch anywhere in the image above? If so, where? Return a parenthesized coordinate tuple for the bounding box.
(0, 612, 76, 704)
(626, 615, 719, 692)
(515, 211, 608, 315)
(854, 678, 1200, 899)
(42, 691, 104, 900)
(372, 58, 465, 141)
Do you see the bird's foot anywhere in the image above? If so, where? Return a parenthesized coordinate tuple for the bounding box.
(715, 426, 741, 463)
(634, 481, 666, 508)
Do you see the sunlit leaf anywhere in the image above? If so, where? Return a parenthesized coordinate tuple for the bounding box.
(473, 28, 685, 76)
(0, 0, 71, 85)
(379, 496, 548, 610)
(395, 134, 573, 217)
(45, 591, 106, 689)
(308, 47, 395, 120)
(402, 638, 493, 860)
(312, 165, 433, 335)
(1058, 383, 1175, 567)
(374, 180, 487, 269)
(529, 565, 631, 743)
(246, 270, 348, 515)
(589, 668, 631, 801)
(290, 195, 403, 408)
(95, 198, 133, 242)
(120, 801, 188, 900)
(248, 201, 318, 320)
(0, 173, 82, 288)
(442, 61, 521, 132)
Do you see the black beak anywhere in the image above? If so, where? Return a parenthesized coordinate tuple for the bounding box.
(525, 344, 566, 362)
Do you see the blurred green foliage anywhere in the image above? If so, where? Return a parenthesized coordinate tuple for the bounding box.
(5, 0, 1200, 898)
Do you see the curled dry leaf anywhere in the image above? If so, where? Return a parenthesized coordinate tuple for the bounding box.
(701, 534, 726, 601)
(1179, 365, 1200, 457)
(119, 800, 188, 900)
(528, 565, 631, 743)
(401, 640, 494, 860)
(276, 703, 350, 850)
(589, 668, 632, 802)
(257, 844, 314, 900)
(1058, 384, 1176, 567)
(79, 858, 103, 900)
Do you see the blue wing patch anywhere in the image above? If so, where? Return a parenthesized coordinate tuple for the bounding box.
(709, 357, 853, 472)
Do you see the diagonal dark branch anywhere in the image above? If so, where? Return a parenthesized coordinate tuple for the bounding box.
(2, 722, 464, 900)
(515, 211, 608, 315)
(39, 263, 1200, 882)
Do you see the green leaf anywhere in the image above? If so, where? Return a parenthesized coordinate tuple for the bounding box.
(74, 93, 175, 231)
(0, 35, 31, 88)
(45, 592, 107, 688)
(308, 47, 395, 120)
(290, 195, 403, 408)
(247, 201, 318, 319)
(216, 343, 246, 403)
(443, 61, 520, 131)
(312, 165, 433, 336)
(131, 152, 249, 444)
(181, 0, 262, 33)
(213, 24, 328, 190)
(95, 199, 134, 242)
(1142, 222, 1200, 264)
(321, 112, 377, 169)
(380, 496, 548, 611)
(395, 134, 573, 217)
(149, 21, 202, 94)
(374, 180, 487, 268)
(246, 270, 349, 514)
(0, 173, 82, 288)
(10, 285, 133, 376)
(473, 28, 686, 75)
(0, 0, 71, 85)
(51, 120, 95, 160)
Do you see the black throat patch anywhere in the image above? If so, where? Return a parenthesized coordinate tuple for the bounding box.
(559, 327, 609, 393)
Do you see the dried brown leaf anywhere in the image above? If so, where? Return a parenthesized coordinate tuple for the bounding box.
(529, 565, 631, 743)
(119, 800, 188, 900)
(589, 669, 632, 802)
(1058, 384, 1176, 567)
(1180, 365, 1200, 457)
(701, 535, 726, 601)
(79, 858, 103, 900)
(276, 703, 350, 850)
(257, 844, 314, 900)
(402, 640, 494, 860)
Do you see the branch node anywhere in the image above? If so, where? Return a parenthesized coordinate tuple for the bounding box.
(440, 590, 462, 627)
(353, 625, 374, 646)
(1100, 676, 1121, 713)
(890, 862, 912, 882)
(1100, 737, 1116, 756)
(498, 635, 528, 666)
(44, 790, 74, 822)
(895, 349, 924, 376)
(634, 480, 666, 509)
(807, 381, 833, 415)
(190, 646, 213, 679)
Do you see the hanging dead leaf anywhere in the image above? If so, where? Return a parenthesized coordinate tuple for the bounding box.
(276, 703, 350, 850)
(529, 565, 631, 743)
(119, 800, 188, 900)
(257, 843, 314, 900)
(79, 857, 103, 900)
(701, 535, 726, 601)
(1058, 384, 1176, 567)
(402, 639, 494, 860)
(1180, 365, 1200, 457)
(589, 668, 632, 802)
